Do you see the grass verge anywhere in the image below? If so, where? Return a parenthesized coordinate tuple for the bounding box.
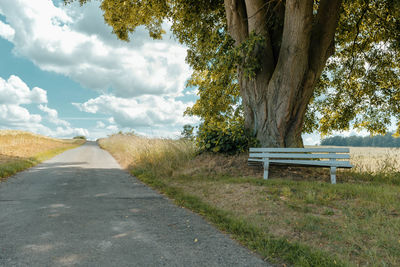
(133, 169, 343, 266)
(99, 134, 400, 266)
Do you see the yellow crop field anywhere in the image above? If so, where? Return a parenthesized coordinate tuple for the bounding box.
(348, 146, 400, 173)
(0, 130, 85, 179)
(0, 130, 79, 163)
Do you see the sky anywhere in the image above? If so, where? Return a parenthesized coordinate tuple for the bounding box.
(0, 0, 198, 140)
(0, 0, 376, 145)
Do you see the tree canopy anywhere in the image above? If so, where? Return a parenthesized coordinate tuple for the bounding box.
(66, 0, 400, 146)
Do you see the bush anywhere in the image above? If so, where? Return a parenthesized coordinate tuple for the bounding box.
(196, 120, 258, 154)
(73, 135, 86, 140)
(181, 124, 195, 140)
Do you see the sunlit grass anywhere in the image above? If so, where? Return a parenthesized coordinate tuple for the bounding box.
(100, 134, 400, 266)
(348, 146, 400, 173)
(98, 133, 196, 176)
(0, 130, 85, 180)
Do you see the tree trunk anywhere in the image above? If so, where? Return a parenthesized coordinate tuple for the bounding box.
(224, 0, 342, 147)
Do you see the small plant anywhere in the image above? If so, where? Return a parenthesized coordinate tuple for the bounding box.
(73, 135, 86, 140)
(196, 120, 258, 154)
(181, 124, 194, 140)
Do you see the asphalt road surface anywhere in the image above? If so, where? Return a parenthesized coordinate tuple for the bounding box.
(0, 142, 269, 267)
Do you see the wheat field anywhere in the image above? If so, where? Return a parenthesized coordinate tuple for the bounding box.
(347, 146, 400, 173)
(0, 130, 82, 164)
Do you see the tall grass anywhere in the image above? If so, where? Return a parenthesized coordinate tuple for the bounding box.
(98, 134, 196, 176)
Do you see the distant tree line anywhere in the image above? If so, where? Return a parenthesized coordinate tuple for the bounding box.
(320, 133, 400, 147)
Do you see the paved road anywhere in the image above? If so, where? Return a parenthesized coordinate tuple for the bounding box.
(0, 142, 269, 266)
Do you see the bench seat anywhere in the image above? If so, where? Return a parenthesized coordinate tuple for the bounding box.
(248, 147, 352, 184)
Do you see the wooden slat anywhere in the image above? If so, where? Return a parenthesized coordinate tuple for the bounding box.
(248, 158, 264, 162)
(249, 147, 350, 153)
(249, 153, 350, 159)
(248, 158, 352, 168)
(268, 159, 352, 168)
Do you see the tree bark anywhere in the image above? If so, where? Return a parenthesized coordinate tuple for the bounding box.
(224, 0, 342, 147)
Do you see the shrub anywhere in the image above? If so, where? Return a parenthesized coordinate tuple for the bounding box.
(181, 124, 195, 140)
(73, 135, 86, 140)
(196, 120, 258, 154)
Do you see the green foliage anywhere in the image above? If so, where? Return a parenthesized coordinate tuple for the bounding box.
(310, 0, 400, 136)
(235, 33, 267, 79)
(180, 124, 194, 140)
(73, 135, 86, 140)
(196, 119, 258, 154)
(321, 132, 400, 147)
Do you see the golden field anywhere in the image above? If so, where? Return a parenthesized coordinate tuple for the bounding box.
(0, 130, 85, 179)
(348, 146, 400, 173)
(0, 130, 81, 163)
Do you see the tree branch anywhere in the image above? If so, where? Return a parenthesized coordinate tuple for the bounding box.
(346, 2, 369, 84)
(244, 0, 268, 34)
(309, 0, 342, 74)
(268, 0, 314, 134)
(224, 0, 249, 45)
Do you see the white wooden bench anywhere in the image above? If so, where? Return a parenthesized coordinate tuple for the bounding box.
(248, 148, 352, 184)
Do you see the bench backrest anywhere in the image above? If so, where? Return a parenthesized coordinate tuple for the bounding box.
(249, 148, 349, 153)
(249, 147, 350, 160)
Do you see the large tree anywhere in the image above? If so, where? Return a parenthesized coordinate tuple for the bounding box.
(67, 0, 400, 147)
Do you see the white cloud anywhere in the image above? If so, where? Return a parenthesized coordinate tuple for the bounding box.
(0, 20, 15, 41)
(38, 104, 70, 127)
(0, 74, 44, 127)
(96, 121, 105, 128)
(0, 74, 89, 138)
(0, 104, 42, 125)
(0, 0, 191, 98)
(53, 126, 89, 138)
(0, 75, 47, 105)
(74, 94, 199, 136)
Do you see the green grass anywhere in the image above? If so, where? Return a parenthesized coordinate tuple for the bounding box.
(134, 170, 400, 266)
(133, 169, 344, 266)
(0, 145, 82, 180)
(100, 134, 400, 266)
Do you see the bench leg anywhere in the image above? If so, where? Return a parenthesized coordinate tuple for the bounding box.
(330, 167, 337, 184)
(263, 160, 269, 180)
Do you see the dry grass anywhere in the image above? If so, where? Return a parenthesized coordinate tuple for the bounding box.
(0, 130, 80, 163)
(98, 133, 196, 176)
(0, 130, 85, 179)
(348, 147, 400, 173)
(100, 134, 400, 266)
